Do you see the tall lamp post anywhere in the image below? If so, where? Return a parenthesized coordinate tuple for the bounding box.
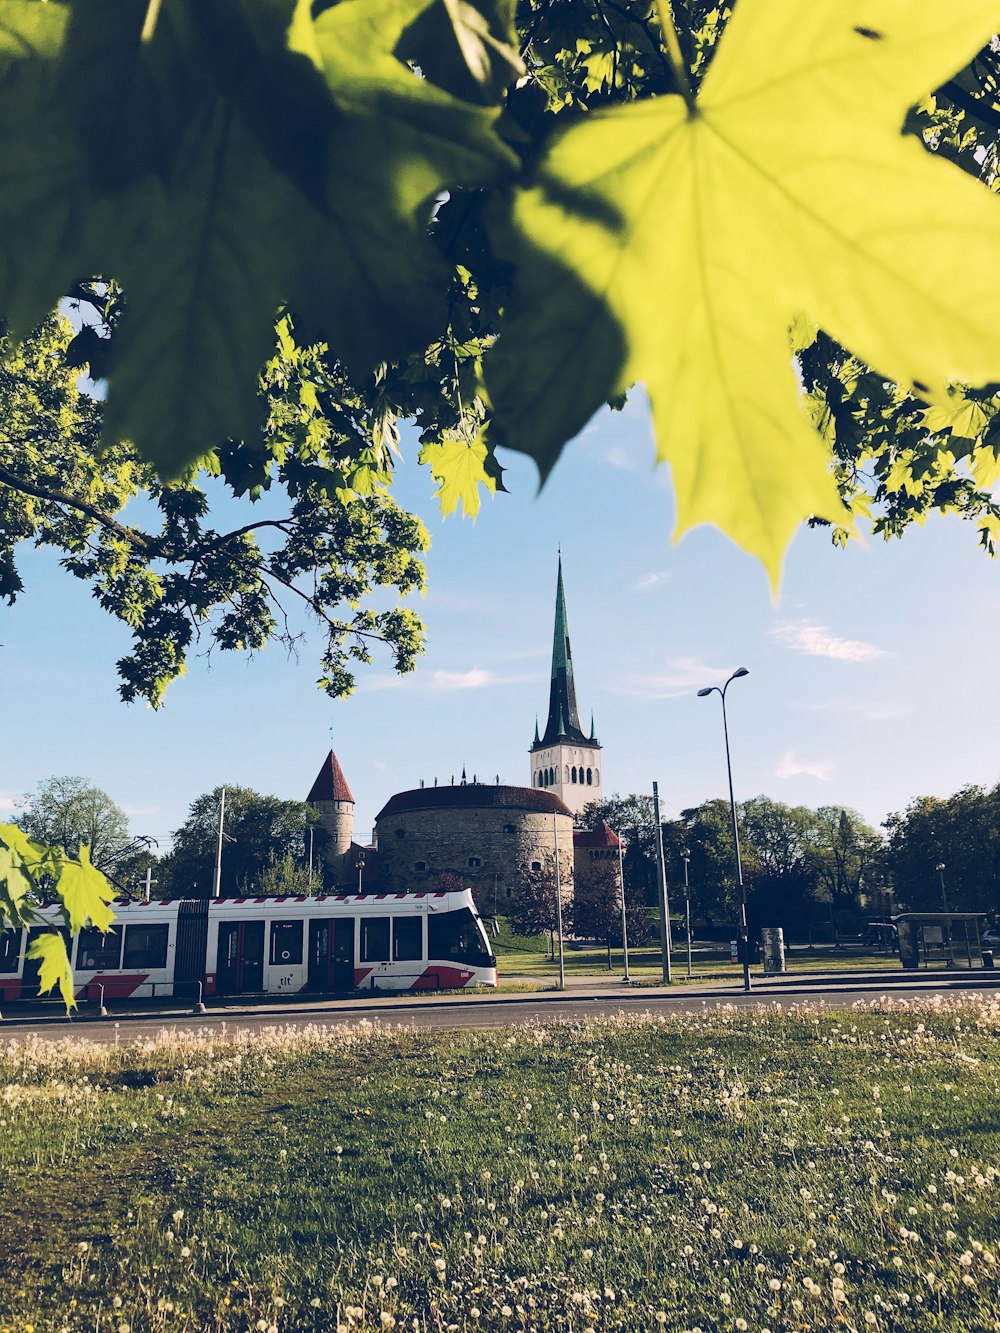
(617, 832, 630, 982)
(698, 667, 752, 993)
(682, 848, 693, 980)
(935, 862, 948, 913)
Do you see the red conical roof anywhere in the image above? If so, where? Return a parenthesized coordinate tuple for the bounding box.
(307, 750, 355, 804)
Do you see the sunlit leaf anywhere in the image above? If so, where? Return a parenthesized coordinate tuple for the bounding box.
(25, 930, 75, 1008)
(487, 0, 1000, 582)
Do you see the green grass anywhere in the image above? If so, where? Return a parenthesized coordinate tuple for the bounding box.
(3, 998, 1000, 1331)
(494, 939, 904, 982)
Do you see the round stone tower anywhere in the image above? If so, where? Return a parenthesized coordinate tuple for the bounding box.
(306, 749, 355, 860)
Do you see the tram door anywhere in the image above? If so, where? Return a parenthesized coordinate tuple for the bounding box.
(216, 920, 265, 994)
(22, 926, 72, 997)
(308, 919, 355, 992)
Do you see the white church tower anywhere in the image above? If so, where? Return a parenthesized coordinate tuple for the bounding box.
(529, 556, 602, 816)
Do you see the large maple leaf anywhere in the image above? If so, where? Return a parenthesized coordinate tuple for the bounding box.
(486, 0, 1000, 580)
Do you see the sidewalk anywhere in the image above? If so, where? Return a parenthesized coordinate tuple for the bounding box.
(2, 964, 997, 1029)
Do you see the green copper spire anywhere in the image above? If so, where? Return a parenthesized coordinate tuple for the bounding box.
(539, 555, 589, 747)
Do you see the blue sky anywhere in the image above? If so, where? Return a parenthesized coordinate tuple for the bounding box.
(2, 391, 997, 852)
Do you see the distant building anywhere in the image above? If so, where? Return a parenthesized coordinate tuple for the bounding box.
(306, 557, 614, 918)
(373, 781, 574, 912)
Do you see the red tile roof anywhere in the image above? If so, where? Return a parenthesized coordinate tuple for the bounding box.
(573, 821, 622, 849)
(306, 750, 355, 804)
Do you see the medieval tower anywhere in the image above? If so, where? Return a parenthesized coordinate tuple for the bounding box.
(306, 749, 356, 865)
(529, 557, 603, 816)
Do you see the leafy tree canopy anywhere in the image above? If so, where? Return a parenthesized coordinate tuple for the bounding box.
(883, 783, 1000, 916)
(13, 774, 135, 876)
(0, 314, 429, 705)
(161, 785, 317, 898)
(0, 0, 997, 601)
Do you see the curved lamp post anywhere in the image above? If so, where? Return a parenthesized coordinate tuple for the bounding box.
(698, 667, 752, 993)
(935, 861, 948, 914)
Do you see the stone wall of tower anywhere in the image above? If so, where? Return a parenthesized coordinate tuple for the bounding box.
(313, 798, 354, 859)
(530, 742, 602, 815)
(375, 802, 575, 910)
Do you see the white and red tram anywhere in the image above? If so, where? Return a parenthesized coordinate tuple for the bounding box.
(0, 888, 497, 1002)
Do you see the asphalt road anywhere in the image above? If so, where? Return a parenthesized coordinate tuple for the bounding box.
(2, 980, 995, 1044)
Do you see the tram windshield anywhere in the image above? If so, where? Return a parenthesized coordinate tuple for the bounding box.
(428, 908, 495, 967)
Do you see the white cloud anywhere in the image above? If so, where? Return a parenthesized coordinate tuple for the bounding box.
(362, 668, 536, 694)
(0, 790, 17, 816)
(603, 445, 639, 471)
(429, 669, 495, 691)
(634, 571, 670, 592)
(121, 802, 160, 819)
(773, 619, 889, 663)
(611, 656, 732, 700)
(803, 699, 908, 723)
(776, 750, 833, 781)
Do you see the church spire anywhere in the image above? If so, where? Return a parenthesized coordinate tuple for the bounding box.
(539, 555, 588, 746)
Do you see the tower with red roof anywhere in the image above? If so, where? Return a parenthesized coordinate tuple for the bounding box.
(306, 749, 356, 871)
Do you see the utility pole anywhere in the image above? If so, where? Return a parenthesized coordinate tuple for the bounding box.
(552, 813, 566, 990)
(617, 831, 630, 982)
(652, 781, 672, 984)
(142, 866, 157, 903)
(682, 849, 692, 979)
(212, 786, 226, 899)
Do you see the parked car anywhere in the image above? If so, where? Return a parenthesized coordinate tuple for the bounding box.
(981, 929, 1000, 949)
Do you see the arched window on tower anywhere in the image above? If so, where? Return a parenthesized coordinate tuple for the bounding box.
(586, 768, 592, 785)
(571, 766, 577, 783)
(564, 765, 570, 783)
(594, 768, 600, 785)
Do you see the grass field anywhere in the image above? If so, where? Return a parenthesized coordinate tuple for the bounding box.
(493, 937, 903, 982)
(2, 997, 1000, 1331)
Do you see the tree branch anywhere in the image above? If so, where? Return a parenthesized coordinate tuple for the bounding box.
(0, 461, 153, 552)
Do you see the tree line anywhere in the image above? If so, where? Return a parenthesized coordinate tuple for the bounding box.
(585, 788, 1000, 938)
(10, 773, 1000, 930)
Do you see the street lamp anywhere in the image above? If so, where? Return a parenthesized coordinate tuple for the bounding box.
(935, 862, 948, 913)
(617, 831, 630, 982)
(681, 848, 692, 979)
(357, 851, 366, 894)
(698, 667, 752, 993)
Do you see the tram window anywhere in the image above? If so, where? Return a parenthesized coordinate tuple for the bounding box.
(360, 916, 390, 963)
(122, 923, 169, 970)
(428, 908, 494, 967)
(76, 925, 123, 971)
(0, 928, 21, 974)
(270, 920, 303, 966)
(393, 917, 422, 962)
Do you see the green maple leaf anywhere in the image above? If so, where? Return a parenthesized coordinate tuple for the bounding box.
(420, 432, 499, 517)
(486, 0, 1000, 581)
(0, 838, 32, 922)
(0, 0, 516, 476)
(53, 843, 117, 935)
(25, 930, 75, 1008)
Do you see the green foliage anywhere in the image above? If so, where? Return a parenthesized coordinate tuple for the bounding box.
(0, 820, 117, 1006)
(884, 782, 1000, 915)
(0, 0, 997, 581)
(0, 314, 430, 704)
(590, 791, 884, 932)
(14, 774, 132, 875)
(1, 0, 1000, 718)
(161, 786, 317, 898)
